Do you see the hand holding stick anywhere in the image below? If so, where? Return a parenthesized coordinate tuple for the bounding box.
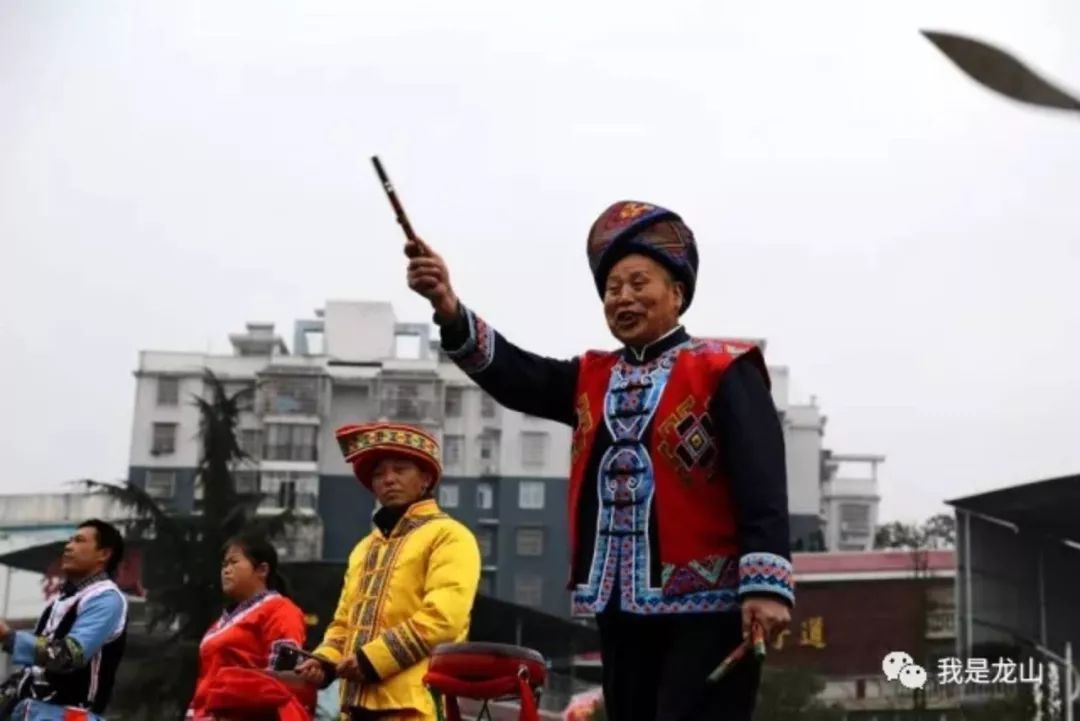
(706, 623, 766, 684)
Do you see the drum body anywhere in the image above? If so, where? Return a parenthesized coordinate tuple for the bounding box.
(424, 642, 546, 721)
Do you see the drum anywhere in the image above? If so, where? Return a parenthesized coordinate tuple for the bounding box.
(424, 642, 547, 721)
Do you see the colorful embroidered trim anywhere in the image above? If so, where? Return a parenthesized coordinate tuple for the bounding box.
(344, 513, 441, 707)
(381, 621, 429, 670)
(445, 306, 495, 374)
(337, 424, 440, 465)
(571, 346, 745, 616)
(738, 552, 795, 605)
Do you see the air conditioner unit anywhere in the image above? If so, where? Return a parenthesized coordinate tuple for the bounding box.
(480, 464, 499, 477)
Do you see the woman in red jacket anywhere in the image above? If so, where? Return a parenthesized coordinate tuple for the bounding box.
(187, 532, 315, 721)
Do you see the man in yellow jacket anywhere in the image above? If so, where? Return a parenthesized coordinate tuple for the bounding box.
(296, 421, 482, 721)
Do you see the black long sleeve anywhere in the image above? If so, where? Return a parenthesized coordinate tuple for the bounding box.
(710, 355, 794, 603)
(437, 304, 579, 426)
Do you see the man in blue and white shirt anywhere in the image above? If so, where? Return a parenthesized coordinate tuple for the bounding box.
(0, 519, 129, 721)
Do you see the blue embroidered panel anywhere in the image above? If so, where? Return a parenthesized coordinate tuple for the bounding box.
(571, 343, 740, 616)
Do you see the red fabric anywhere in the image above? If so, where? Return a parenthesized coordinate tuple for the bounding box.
(567, 342, 768, 585)
(204, 667, 311, 721)
(425, 672, 540, 721)
(565, 351, 618, 585)
(189, 594, 315, 720)
(63, 710, 89, 721)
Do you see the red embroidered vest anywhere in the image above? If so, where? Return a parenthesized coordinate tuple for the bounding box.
(566, 339, 769, 594)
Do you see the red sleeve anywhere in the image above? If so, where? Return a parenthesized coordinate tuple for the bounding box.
(264, 598, 317, 712)
(264, 598, 308, 667)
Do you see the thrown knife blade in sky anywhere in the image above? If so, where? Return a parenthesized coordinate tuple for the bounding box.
(921, 30, 1080, 112)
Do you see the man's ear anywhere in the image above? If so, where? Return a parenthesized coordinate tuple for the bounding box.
(672, 281, 686, 311)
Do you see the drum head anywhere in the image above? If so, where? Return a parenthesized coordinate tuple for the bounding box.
(431, 642, 544, 664)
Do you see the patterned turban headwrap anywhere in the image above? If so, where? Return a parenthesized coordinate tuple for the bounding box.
(586, 201, 699, 312)
(336, 422, 442, 491)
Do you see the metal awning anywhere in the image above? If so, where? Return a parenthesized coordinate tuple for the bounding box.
(948, 473, 1080, 541)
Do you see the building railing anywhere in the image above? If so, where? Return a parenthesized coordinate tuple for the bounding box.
(378, 398, 437, 422)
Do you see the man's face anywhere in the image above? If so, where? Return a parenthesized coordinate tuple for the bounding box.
(371, 457, 432, 508)
(61, 526, 110, 578)
(603, 253, 684, 347)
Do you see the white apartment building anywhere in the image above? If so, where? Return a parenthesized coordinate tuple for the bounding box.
(128, 301, 572, 569)
(820, 452, 885, 552)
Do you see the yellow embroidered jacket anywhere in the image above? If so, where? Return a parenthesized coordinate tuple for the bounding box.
(314, 499, 481, 717)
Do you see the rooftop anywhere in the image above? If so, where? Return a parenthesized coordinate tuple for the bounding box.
(794, 549, 954, 573)
(947, 472, 1080, 541)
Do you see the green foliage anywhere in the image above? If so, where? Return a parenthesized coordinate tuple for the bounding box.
(874, 513, 956, 550)
(754, 667, 845, 721)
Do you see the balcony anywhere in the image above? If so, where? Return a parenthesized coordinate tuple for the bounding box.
(822, 477, 879, 500)
(378, 398, 436, 422)
(257, 373, 322, 417)
(379, 378, 440, 423)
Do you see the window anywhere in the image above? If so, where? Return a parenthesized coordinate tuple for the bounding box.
(156, 377, 179, 406)
(518, 481, 545, 510)
(514, 573, 543, 607)
(379, 380, 436, 421)
(516, 527, 544, 556)
(476, 526, 495, 560)
(476, 483, 494, 511)
(439, 483, 460, 509)
(839, 503, 871, 543)
(239, 429, 262, 459)
(151, 423, 177, 455)
(144, 470, 176, 499)
(443, 435, 464, 467)
(444, 387, 463, 418)
(479, 570, 495, 596)
(261, 375, 320, 415)
(480, 393, 497, 419)
(260, 471, 318, 510)
(263, 424, 318, 462)
(479, 435, 499, 461)
(520, 432, 548, 467)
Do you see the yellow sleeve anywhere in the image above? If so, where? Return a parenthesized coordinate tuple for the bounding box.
(361, 523, 481, 681)
(314, 541, 364, 665)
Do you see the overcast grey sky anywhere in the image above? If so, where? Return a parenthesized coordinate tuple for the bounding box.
(2, 1, 1077, 524)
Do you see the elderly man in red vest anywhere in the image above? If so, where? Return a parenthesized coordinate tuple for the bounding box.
(404, 201, 793, 721)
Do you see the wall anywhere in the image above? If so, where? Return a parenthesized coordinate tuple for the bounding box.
(318, 474, 376, 560)
(784, 404, 824, 519)
(128, 466, 199, 514)
(958, 512, 1080, 659)
(771, 576, 955, 677)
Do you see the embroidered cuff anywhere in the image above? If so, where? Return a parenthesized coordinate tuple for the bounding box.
(444, 305, 495, 374)
(361, 622, 430, 680)
(738, 552, 795, 605)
